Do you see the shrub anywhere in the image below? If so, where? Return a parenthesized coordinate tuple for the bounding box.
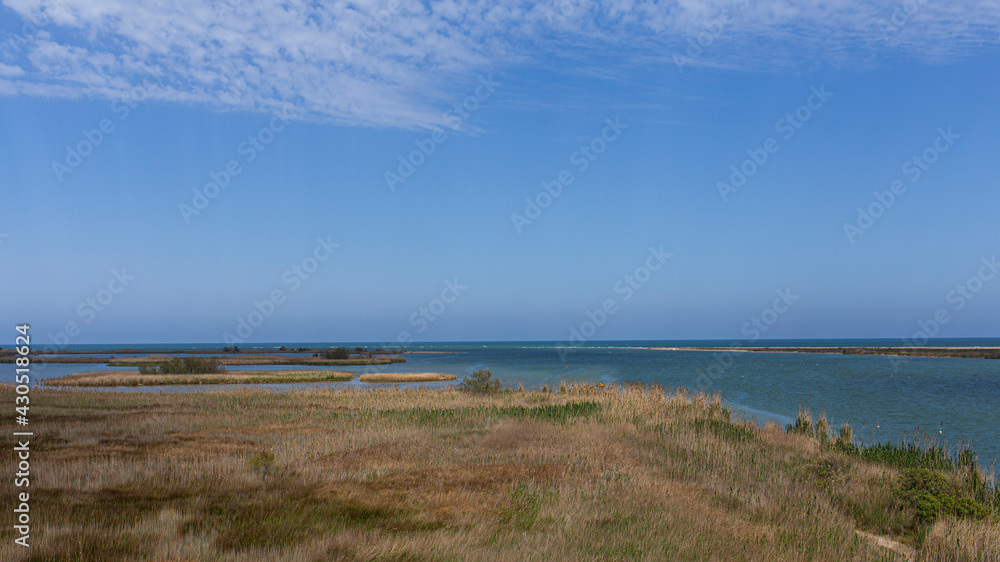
(142, 356, 225, 375)
(786, 406, 813, 436)
(352, 346, 374, 358)
(836, 421, 854, 449)
(324, 347, 350, 360)
(248, 450, 276, 476)
(458, 369, 501, 395)
(897, 469, 990, 523)
(815, 415, 831, 444)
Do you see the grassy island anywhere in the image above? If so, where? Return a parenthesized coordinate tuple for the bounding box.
(358, 372, 457, 383)
(106, 354, 405, 367)
(46, 369, 355, 387)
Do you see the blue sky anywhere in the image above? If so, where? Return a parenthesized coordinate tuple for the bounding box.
(1, 0, 999, 344)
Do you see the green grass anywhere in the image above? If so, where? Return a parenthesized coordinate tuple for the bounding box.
(691, 416, 761, 444)
(374, 400, 602, 426)
(789, 407, 998, 543)
(181, 484, 443, 552)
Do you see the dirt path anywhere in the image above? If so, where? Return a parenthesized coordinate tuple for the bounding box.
(856, 530, 916, 560)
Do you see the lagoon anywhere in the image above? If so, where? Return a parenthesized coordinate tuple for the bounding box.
(25, 338, 1000, 470)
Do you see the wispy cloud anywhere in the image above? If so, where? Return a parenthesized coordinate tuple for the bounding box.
(1, 0, 998, 129)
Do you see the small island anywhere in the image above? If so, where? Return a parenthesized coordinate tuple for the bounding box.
(358, 372, 457, 383)
(46, 369, 356, 387)
(0, 346, 409, 366)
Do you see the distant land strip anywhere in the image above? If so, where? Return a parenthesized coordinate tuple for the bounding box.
(651, 346, 1000, 359)
(0, 347, 445, 356)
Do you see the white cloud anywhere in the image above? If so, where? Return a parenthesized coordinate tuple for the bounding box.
(1, 0, 998, 128)
(0, 61, 24, 75)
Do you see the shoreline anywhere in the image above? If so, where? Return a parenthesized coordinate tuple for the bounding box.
(648, 346, 1000, 359)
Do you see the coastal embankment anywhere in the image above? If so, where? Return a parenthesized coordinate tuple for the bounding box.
(1, 381, 995, 560)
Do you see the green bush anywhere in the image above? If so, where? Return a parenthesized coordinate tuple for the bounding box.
(458, 369, 501, 395)
(897, 468, 991, 523)
(140, 356, 225, 375)
(248, 450, 276, 475)
(324, 347, 350, 360)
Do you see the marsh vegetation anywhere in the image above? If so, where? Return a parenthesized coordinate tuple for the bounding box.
(358, 373, 457, 383)
(1, 382, 995, 561)
(47, 369, 355, 387)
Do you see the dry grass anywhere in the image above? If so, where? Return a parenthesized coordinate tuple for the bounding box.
(45, 370, 355, 387)
(0, 383, 994, 561)
(358, 372, 457, 383)
(919, 518, 1000, 560)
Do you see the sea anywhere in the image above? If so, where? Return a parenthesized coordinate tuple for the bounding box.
(22, 338, 1000, 472)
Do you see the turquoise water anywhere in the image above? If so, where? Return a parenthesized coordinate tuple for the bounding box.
(23, 339, 1000, 470)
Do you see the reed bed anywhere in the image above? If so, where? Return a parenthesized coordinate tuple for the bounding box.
(0, 382, 994, 561)
(358, 372, 457, 383)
